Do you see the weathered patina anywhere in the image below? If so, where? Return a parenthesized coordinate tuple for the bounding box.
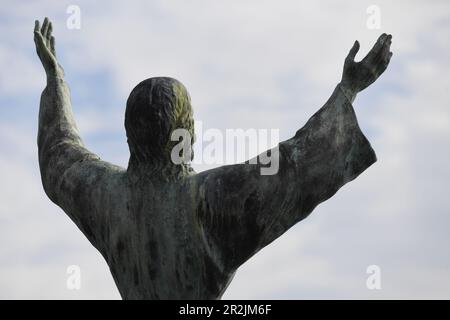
(34, 17, 392, 299)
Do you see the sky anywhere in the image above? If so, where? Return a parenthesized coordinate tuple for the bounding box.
(0, 0, 450, 299)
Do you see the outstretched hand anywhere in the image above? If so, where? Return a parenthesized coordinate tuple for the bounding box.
(341, 33, 392, 94)
(34, 17, 64, 78)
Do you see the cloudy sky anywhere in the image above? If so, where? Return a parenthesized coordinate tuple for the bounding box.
(1, 0, 450, 299)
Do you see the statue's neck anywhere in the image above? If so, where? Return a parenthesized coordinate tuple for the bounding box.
(127, 155, 193, 184)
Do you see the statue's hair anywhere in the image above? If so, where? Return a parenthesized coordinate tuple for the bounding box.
(125, 77, 194, 178)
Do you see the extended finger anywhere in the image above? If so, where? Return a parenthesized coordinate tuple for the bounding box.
(46, 22, 53, 47)
(50, 36, 56, 57)
(34, 29, 46, 57)
(41, 17, 49, 39)
(346, 40, 360, 62)
(380, 35, 392, 63)
(386, 52, 392, 66)
(374, 33, 388, 52)
(34, 20, 40, 33)
(383, 51, 393, 70)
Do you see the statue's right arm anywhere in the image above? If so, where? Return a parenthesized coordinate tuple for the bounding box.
(35, 18, 124, 251)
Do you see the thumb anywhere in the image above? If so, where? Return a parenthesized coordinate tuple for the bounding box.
(346, 40, 360, 62)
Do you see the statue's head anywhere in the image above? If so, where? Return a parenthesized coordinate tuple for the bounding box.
(125, 77, 194, 177)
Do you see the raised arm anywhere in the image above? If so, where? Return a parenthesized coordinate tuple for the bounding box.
(35, 18, 125, 251)
(195, 34, 392, 272)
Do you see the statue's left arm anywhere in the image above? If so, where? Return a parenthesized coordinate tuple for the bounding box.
(195, 34, 392, 272)
(34, 18, 124, 252)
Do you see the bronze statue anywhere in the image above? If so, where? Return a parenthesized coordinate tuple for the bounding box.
(34, 17, 392, 299)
